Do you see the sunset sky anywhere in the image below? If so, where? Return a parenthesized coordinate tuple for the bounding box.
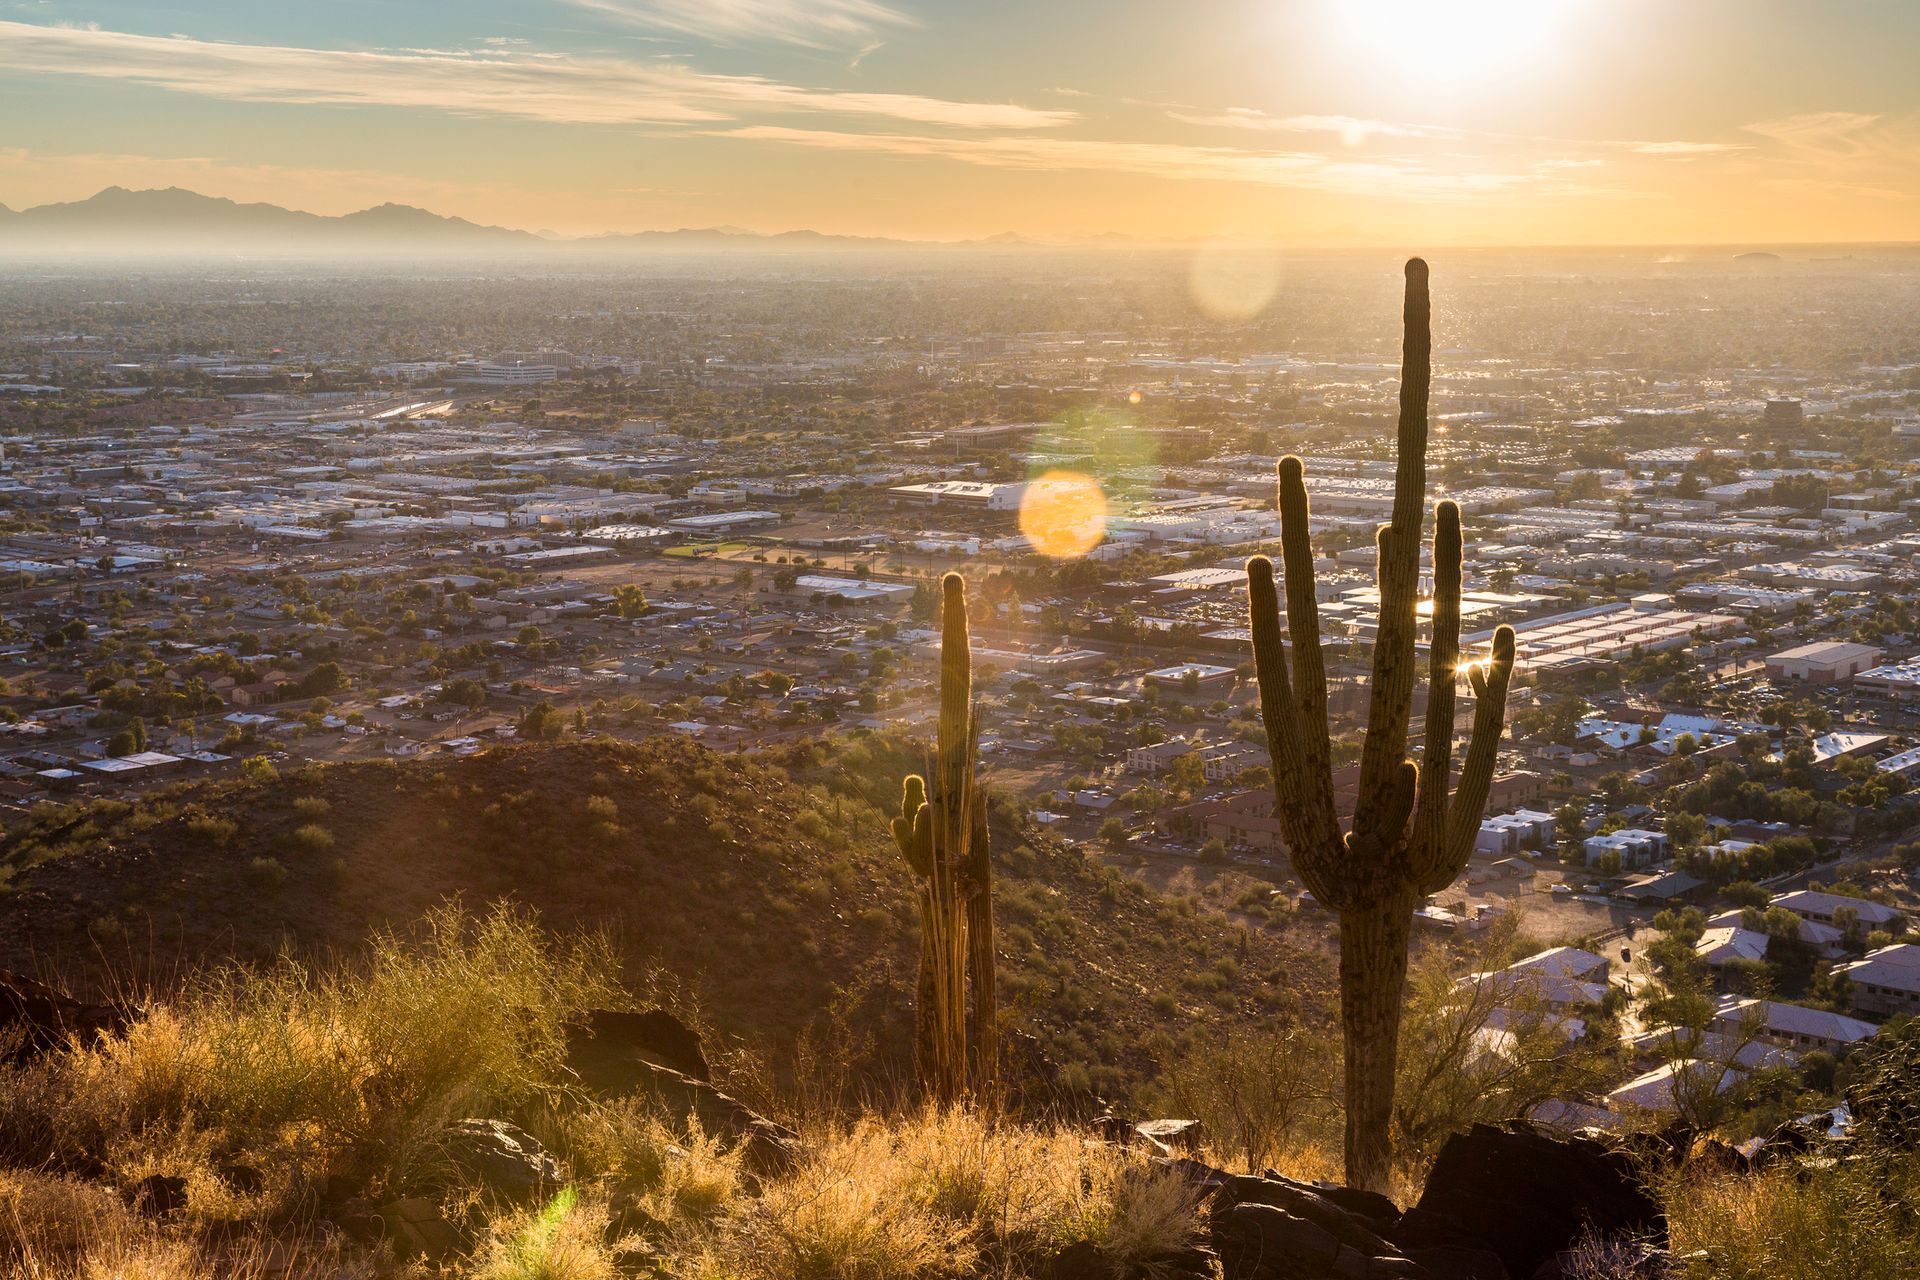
(1, 0, 1916, 244)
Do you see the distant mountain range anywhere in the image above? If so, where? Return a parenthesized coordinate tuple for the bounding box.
(0, 186, 1037, 254)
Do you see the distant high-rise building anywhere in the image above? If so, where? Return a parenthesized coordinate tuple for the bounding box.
(1764, 396, 1804, 429)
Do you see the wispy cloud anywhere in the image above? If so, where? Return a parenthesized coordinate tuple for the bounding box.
(0, 20, 1068, 131)
(1171, 110, 1455, 146)
(1743, 111, 1884, 157)
(716, 125, 1543, 199)
(1620, 140, 1747, 156)
(561, 0, 914, 48)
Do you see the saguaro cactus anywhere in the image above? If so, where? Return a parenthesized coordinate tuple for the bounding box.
(888, 572, 996, 1104)
(1246, 258, 1517, 1193)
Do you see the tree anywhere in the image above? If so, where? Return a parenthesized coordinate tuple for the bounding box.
(1099, 816, 1129, 853)
(1246, 261, 1518, 1192)
(518, 701, 565, 740)
(611, 583, 649, 618)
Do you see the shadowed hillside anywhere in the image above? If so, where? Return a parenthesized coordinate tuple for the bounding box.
(0, 734, 1334, 1104)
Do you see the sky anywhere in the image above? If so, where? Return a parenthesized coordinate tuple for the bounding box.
(0, 0, 1917, 244)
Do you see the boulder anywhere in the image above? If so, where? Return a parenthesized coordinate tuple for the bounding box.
(604, 1059, 801, 1176)
(1405, 1245, 1510, 1280)
(0, 971, 121, 1062)
(442, 1119, 561, 1202)
(1136, 1118, 1204, 1155)
(1412, 1124, 1662, 1280)
(566, 1008, 710, 1086)
(129, 1173, 188, 1218)
(1216, 1202, 1344, 1278)
(377, 1196, 462, 1261)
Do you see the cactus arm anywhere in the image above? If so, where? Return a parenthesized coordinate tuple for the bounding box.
(1249, 556, 1343, 903)
(1426, 625, 1517, 893)
(1275, 458, 1343, 848)
(1412, 500, 1463, 869)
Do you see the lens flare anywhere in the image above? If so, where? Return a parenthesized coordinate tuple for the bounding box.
(1128, 389, 1143, 405)
(1019, 470, 1108, 559)
(1188, 242, 1282, 321)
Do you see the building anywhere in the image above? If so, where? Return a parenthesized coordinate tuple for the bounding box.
(1771, 889, 1908, 933)
(1476, 809, 1556, 856)
(1836, 943, 1920, 1018)
(1763, 397, 1805, 429)
(1696, 926, 1769, 968)
(1855, 657, 1920, 703)
(1143, 663, 1236, 693)
(471, 361, 558, 385)
(664, 510, 782, 534)
(1765, 641, 1883, 685)
(1713, 998, 1877, 1055)
(887, 480, 1025, 510)
(1584, 828, 1669, 869)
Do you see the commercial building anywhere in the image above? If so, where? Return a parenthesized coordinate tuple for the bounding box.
(1765, 641, 1883, 685)
(1584, 828, 1669, 869)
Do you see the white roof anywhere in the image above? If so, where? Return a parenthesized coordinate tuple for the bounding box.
(1716, 998, 1879, 1044)
(1696, 926, 1769, 966)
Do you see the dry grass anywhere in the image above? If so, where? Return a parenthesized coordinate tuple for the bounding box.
(545, 1098, 744, 1225)
(712, 1108, 1204, 1280)
(474, 1189, 619, 1280)
(1664, 1152, 1920, 1280)
(3, 902, 620, 1219)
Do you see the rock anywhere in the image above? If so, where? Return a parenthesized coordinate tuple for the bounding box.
(616, 1060, 802, 1175)
(1406, 1245, 1510, 1280)
(1413, 1124, 1662, 1280)
(216, 1162, 265, 1195)
(129, 1173, 188, 1218)
(1136, 1118, 1204, 1155)
(567, 1008, 710, 1086)
(0, 970, 121, 1062)
(1304, 1179, 1402, 1230)
(1046, 1240, 1113, 1280)
(1224, 1173, 1404, 1260)
(378, 1196, 462, 1261)
(442, 1119, 562, 1202)
(1216, 1202, 1344, 1278)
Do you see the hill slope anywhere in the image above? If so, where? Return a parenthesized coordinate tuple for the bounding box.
(0, 735, 1333, 1102)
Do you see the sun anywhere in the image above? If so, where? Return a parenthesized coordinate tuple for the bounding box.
(1327, 0, 1578, 87)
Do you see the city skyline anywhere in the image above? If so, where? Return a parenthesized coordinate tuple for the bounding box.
(2, 0, 1919, 244)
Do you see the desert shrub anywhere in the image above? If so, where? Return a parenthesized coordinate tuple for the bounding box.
(285, 823, 334, 856)
(183, 813, 238, 847)
(290, 796, 331, 821)
(0, 1168, 134, 1266)
(716, 1108, 1201, 1280)
(549, 1098, 743, 1225)
(1664, 1151, 1920, 1280)
(34, 903, 619, 1214)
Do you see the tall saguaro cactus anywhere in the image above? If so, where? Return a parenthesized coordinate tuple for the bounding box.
(1247, 259, 1517, 1194)
(888, 572, 997, 1105)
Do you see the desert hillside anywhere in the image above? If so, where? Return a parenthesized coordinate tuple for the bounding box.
(0, 733, 1334, 1103)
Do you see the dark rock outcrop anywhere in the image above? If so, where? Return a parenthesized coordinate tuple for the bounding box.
(563, 1009, 800, 1174)
(1160, 1122, 1671, 1280)
(566, 1007, 710, 1084)
(0, 970, 121, 1061)
(1411, 1125, 1662, 1280)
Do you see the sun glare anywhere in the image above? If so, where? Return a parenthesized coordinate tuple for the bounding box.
(1019, 470, 1109, 560)
(1328, 0, 1577, 86)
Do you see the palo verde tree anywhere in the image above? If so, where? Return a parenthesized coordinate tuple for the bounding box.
(888, 572, 997, 1105)
(1246, 258, 1518, 1193)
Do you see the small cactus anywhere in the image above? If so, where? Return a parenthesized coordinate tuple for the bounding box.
(888, 572, 997, 1105)
(1247, 259, 1517, 1192)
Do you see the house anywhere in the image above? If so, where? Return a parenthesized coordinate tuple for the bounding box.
(1771, 890, 1908, 934)
(1713, 998, 1879, 1055)
(1705, 907, 1844, 957)
(1695, 925, 1769, 968)
(1584, 828, 1669, 869)
(1607, 1060, 1739, 1114)
(1615, 870, 1705, 904)
(1835, 943, 1920, 1018)
(1508, 946, 1610, 984)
